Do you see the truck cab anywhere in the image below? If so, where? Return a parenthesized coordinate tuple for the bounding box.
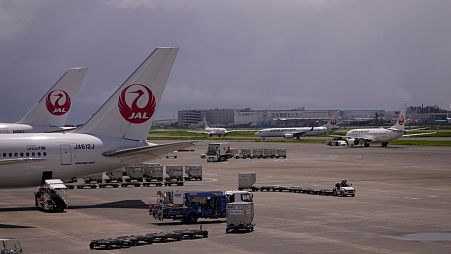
(333, 180, 355, 197)
(206, 143, 232, 162)
(225, 190, 253, 203)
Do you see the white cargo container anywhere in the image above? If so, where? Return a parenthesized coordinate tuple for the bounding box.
(184, 165, 202, 181)
(263, 148, 276, 158)
(165, 165, 184, 186)
(276, 148, 287, 158)
(251, 148, 263, 158)
(105, 168, 125, 183)
(226, 202, 255, 233)
(125, 166, 144, 182)
(238, 173, 257, 191)
(84, 173, 103, 183)
(142, 163, 163, 182)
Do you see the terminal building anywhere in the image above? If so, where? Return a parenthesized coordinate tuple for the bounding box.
(177, 105, 451, 128)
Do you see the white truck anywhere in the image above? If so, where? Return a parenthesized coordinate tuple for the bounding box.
(275, 148, 287, 158)
(165, 165, 184, 186)
(225, 190, 254, 233)
(206, 143, 233, 162)
(238, 173, 258, 191)
(184, 165, 202, 181)
(34, 179, 68, 212)
(333, 180, 356, 197)
(327, 137, 348, 146)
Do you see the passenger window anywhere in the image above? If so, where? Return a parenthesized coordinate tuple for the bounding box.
(32, 152, 35, 157)
(26, 153, 29, 157)
(14, 153, 18, 157)
(38, 152, 41, 157)
(43, 152, 47, 156)
(9, 153, 12, 157)
(2, 153, 5, 157)
(20, 153, 24, 157)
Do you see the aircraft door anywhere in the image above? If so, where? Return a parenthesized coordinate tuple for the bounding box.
(60, 144, 72, 165)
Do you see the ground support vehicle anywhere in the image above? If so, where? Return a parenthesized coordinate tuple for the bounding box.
(34, 179, 68, 212)
(333, 180, 356, 197)
(0, 238, 23, 254)
(125, 166, 144, 182)
(166, 151, 178, 159)
(226, 202, 255, 233)
(105, 169, 125, 183)
(83, 173, 103, 184)
(142, 163, 164, 182)
(235, 148, 252, 159)
(263, 148, 276, 158)
(89, 228, 208, 250)
(206, 143, 233, 162)
(89, 238, 131, 249)
(173, 228, 209, 239)
(327, 137, 348, 146)
(238, 173, 258, 191)
(150, 190, 227, 223)
(275, 148, 287, 158)
(251, 148, 263, 158)
(184, 165, 203, 181)
(165, 165, 184, 186)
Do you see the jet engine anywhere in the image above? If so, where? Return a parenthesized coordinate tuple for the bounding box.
(284, 133, 295, 139)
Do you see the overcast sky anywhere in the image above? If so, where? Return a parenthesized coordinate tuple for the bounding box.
(1, 0, 451, 124)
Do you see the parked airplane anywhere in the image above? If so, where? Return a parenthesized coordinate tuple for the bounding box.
(0, 68, 87, 134)
(0, 47, 193, 187)
(332, 103, 434, 147)
(255, 112, 340, 139)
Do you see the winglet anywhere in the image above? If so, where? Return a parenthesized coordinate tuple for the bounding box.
(17, 67, 87, 127)
(73, 48, 178, 141)
(390, 102, 407, 131)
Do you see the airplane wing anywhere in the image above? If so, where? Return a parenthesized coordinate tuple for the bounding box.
(403, 132, 436, 137)
(103, 141, 196, 157)
(0, 158, 45, 165)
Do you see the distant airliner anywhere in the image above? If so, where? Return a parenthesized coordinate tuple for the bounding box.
(0, 47, 193, 188)
(332, 103, 434, 147)
(0, 68, 87, 133)
(255, 112, 340, 139)
(190, 117, 249, 137)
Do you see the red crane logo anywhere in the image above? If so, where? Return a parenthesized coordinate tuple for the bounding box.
(118, 84, 156, 124)
(330, 119, 337, 125)
(398, 115, 405, 126)
(46, 90, 71, 115)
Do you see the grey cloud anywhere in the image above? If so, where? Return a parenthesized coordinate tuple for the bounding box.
(1, 0, 451, 124)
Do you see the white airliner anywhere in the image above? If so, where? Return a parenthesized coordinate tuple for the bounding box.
(191, 117, 248, 137)
(0, 68, 87, 134)
(255, 112, 340, 139)
(334, 103, 434, 147)
(0, 47, 193, 188)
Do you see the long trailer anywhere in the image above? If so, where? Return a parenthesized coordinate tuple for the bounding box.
(252, 183, 354, 197)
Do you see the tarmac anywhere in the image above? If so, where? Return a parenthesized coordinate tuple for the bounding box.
(1, 141, 451, 254)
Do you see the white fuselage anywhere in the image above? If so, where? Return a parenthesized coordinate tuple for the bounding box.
(206, 127, 228, 136)
(255, 126, 328, 138)
(0, 133, 151, 187)
(346, 128, 404, 143)
(0, 123, 67, 134)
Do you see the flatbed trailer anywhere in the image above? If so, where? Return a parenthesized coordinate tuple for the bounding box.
(121, 182, 141, 187)
(142, 181, 163, 187)
(90, 228, 208, 250)
(76, 183, 98, 189)
(98, 183, 120, 188)
(252, 184, 354, 197)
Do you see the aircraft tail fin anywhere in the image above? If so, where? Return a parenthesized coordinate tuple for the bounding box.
(17, 67, 87, 127)
(73, 48, 178, 141)
(203, 116, 210, 129)
(324, 111, 340, 131)
(390, 102, 407, 131)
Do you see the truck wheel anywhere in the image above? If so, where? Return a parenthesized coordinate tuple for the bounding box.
(351, 194, 355, 197)
(340, 192, 344, 197)
(89, 242, 95, 249)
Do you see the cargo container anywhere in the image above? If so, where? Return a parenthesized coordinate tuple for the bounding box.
(184, 165, 202, 181)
